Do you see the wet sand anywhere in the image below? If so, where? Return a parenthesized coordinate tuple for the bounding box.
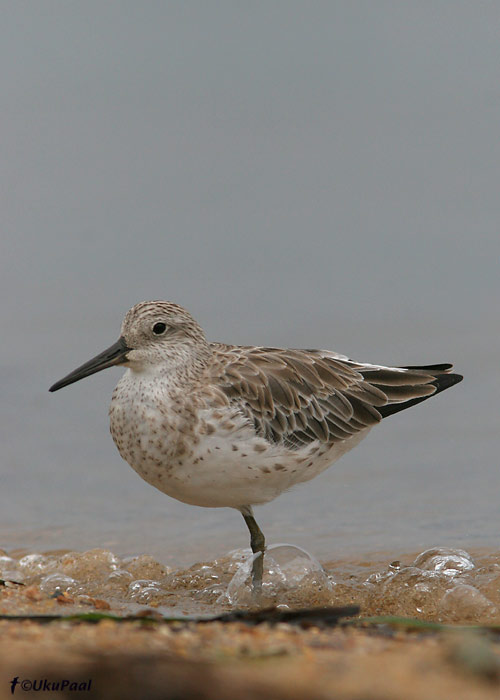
(2, 546, 500, 698)
(2, 615, 500, 700)
(3, 545, 500, 620)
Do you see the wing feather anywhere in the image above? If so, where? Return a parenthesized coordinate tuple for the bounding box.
(209, 344, 460, 449)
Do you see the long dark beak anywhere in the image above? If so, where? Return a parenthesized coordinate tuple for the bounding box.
(49, 337, 131, 392)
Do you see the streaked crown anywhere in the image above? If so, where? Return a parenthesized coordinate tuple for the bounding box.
(121, 301, 210, 369)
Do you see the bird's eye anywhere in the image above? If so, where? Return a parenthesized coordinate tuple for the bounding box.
(152, 322, 167, 335)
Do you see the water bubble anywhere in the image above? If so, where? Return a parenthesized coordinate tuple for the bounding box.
(0, 556, 21, 582)
(107, 569, 133, 583)
(224, 548, 253, 574)
(105, 569, 134, 593)
(39, 573, 76, 595)
(414, 582, 432, 593)
(18, 553, 45, 569)
(125, 555, 171, 580)
(219, 556, 256, 606)
(413, 548, 475, 577)
(439, 585, 496, 620)
(0, 555, 18, 570)
(194, 583, 226, 602)
(59, 549, 121, 583)
(17, 553, 58, 579)
(220, 544, 332, 606)
(365, 569, 395, 586)
(266, 544, 327, 582)
(128, 579, 162, 604)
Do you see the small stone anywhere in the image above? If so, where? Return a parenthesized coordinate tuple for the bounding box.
(24, 585, 43, 601)
(56, 592, 74, 604)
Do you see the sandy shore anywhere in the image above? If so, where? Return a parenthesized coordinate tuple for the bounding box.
(1, 615, 500, 700)
(2, 546, 500, 699)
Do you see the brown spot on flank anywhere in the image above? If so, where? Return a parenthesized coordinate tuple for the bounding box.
(254, 443, 266, 452)
(176, 441, 187, 456)
(206, 423, 216, 434)
(274, 464, 286, 471)
(261, 467, 271, 473)
(232, 445, 238, 451)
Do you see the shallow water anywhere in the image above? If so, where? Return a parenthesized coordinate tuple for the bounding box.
(2, 322, 499, 567)
(3, 545, 500, 625)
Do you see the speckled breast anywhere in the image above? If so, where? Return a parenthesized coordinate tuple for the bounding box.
(108, 372, 201, 490)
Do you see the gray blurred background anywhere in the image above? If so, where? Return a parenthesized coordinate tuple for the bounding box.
(1, 2, 498, 566)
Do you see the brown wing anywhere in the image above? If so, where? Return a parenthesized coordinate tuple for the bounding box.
(210, 345, 461, 449)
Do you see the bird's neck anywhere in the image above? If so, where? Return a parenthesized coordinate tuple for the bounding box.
(126, 342, 211, 390)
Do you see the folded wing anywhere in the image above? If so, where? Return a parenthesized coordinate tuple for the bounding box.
(211, 345, 463, 449)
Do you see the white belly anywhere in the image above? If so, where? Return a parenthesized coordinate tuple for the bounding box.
(161, 422, 371, 508)
(109, 372, 371, 509)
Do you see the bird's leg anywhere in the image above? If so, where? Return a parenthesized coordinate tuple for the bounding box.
(241, 509, 266, 592)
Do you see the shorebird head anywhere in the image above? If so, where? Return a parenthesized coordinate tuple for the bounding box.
(49, 301, 210, 392)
